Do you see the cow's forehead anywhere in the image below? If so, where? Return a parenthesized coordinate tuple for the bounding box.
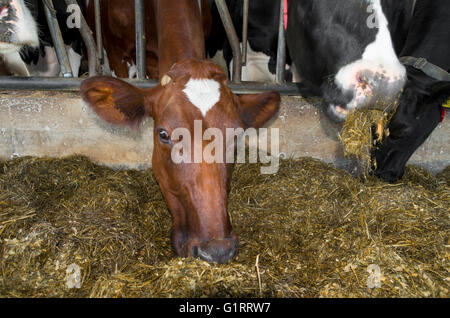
(156, 75, 240, 131)
(182, 78, 221, 117)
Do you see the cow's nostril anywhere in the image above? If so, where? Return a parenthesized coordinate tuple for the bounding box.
(190, 238, 238, 264)
(196, 246, 218, 263)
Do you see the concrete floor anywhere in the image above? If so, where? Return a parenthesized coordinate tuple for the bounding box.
(0, 90, 448, 173)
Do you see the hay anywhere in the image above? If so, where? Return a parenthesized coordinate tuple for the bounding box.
(338, 109, 387, 170)
(0, 155, 448, 298)
(338, 97, 400, 173)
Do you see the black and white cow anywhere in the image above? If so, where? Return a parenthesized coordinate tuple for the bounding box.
(207, 0, 292, 82)
(287, 0, 450, 182)
(21, 0, 86, 77)
(0, 0, 39, 75)
(0, 0, 85, 77)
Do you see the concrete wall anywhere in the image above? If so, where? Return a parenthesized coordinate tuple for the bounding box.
(0, 90, 448, 173)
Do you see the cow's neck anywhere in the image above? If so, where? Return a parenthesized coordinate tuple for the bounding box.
(154, 0, 205, 77)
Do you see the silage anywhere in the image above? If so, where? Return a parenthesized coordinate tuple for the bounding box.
(338, 97, 399, 173)
(0, 155, 448, 298)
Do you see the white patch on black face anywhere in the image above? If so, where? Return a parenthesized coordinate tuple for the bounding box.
(13, 0, 39, 46)
(0, 0, 39, 54)
(182, 78, 221, 117)
(334, 0, 406, 113)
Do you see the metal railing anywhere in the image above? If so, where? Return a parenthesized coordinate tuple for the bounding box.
(0, 0, 300, 94)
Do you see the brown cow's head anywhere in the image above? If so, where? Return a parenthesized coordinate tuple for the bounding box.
(81, 59, 280, 263)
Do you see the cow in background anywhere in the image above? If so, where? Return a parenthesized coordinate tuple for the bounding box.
(207, 0, 292, 82)
(21, 0, 86, 77)
(287, 0, 450, 182)
(86, 0, 212, 79)
(0, 0, 85, 77)
(0, 0, 39, 75)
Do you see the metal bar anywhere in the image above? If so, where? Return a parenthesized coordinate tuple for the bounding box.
(198, 0, 202, 16)
(0, 77, 303, 95)
(0, 77, 93, 91)
(43, 0, 73, 77)
(135, 0, 146, 80)
(215, 0, 242, 83)
(94, 0, 103, 63)
(276, 0, 286, 84)
(228, 82, 300, 95)
(65, 0, 99, 76)
(242, 0, 249, 66)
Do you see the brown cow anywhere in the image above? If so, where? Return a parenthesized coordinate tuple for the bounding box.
(82, 1, 280, 263)
(81, 59, 280, 263)
(87, 0, 212, 79)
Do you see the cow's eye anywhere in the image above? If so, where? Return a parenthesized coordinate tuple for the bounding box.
(158, 128, 171, 144)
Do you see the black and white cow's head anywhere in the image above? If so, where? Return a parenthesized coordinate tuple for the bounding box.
(288, 0, 407, 122)
(0, 0, 38, 54)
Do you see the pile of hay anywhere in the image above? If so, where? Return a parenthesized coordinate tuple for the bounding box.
(0, 155, 448, 297)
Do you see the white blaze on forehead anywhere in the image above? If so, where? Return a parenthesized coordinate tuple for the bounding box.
(182, 78, 221, 117)
(335, 0, 406, 92)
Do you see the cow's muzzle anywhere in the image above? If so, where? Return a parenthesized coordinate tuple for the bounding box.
(190, 237, 238, 264)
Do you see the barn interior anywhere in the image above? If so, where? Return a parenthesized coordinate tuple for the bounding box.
(0, 91, 448, 298)
(0, 0, 449, 299)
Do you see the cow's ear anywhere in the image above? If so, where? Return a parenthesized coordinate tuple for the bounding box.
(81, 76, 157, 128)
(237, 91, 281, 128)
